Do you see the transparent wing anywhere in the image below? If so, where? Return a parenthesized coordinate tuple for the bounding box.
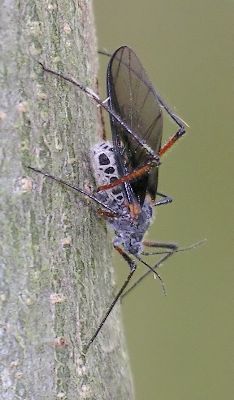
(107, 46, 163, 204)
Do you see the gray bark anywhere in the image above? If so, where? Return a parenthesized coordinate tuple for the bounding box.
(0, 1, 135, 399)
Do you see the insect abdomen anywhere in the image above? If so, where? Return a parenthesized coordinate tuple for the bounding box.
(90, 141, 124, 205)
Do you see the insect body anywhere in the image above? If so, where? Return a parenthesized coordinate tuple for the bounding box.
(91, 140, 153, 256)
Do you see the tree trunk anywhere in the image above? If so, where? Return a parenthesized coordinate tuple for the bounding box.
(0, 1, 135, 398)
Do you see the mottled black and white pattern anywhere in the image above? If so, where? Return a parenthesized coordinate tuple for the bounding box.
(90, 141, 124, 205)
(90, 141, 153, 256)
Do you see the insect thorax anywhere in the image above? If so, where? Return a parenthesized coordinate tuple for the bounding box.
(90, 141, 153, 255)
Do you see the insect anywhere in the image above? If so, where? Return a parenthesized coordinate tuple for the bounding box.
(28, 46, 199, 353)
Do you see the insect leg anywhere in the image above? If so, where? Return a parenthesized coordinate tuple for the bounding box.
(122, 240, 205, 299)
(134, 254, 166, 295)
(99, 46, 187, 157)
(96, 160, 156, 192)
(38, 62, 160, 166)
(84, 246, 137, 353)
(159, 128, 185, 156)
(98, 49, 112, 57)
(121, 249, 175, 300)
(153, 192, 173, 207)
(26, 166, 120, 216)
(98, 47, 187, 157)
(158, 103, 187, 156)
(38, 60, 161, 208)
(142, 240, 205, 255)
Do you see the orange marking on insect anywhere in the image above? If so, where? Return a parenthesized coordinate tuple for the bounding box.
(128, 202, 141, 219)
(159, 137, 177, 156)
(97, 164, 152, 192)
(114, 245, 125, 257)
(97, 209, 118, 218)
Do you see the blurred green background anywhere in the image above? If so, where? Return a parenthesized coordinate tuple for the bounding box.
(94, 1, 233, 399)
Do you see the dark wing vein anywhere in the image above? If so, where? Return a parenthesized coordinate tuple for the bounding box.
(107, 46, 163, 204)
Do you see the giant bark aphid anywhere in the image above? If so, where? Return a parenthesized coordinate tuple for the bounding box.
(28, 46, 201, 353)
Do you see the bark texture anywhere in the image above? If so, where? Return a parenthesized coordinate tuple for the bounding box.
(0, 1, 135, 398)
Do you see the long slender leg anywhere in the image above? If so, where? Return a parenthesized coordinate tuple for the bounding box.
(38, 62, 161, 202)
(98, 49, 187, 157)
(122, 251, 174, 300)
(84, 246, 137, 353)
(38, 62, 160, 166)
(98, 49, 113, 57)
(142, 240, 205, 256)
(122, 240, 205, 299)
(26, 166, 120, 216)
(159, 127, 185, 156)
(142, 241, 178, 255)
(96, 160, 156, 192)
(157, 98, 187, 156)
(38, 62, 188, 197)
(135, 254, 166, 295)
(153, 192, 173, 207)
(122, 241, 178, 299)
